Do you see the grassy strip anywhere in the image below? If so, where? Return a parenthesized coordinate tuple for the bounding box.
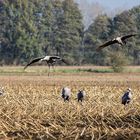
(57, 68, 113, 73)
(0, 66, 139, 75)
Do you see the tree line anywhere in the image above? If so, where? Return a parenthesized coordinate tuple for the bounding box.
(0, 0, 140, 65)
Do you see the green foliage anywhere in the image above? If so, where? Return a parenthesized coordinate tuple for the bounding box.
(0, 1, 140, 66)
(110, 52, 129, 72)
(84, 5, 140, 66)
(84, 15, 113, 65)
(52, 0, 84, 64)
(0, 0, 84, 65)
(0, 0, 46, 64)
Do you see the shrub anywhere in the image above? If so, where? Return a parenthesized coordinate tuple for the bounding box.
(110, 51, 129, 72)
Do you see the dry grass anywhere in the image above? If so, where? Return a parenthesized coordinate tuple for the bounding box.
(0, 72, 140, 139)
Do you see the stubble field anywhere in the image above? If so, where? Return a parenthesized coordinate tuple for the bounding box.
(0, 66, 140, 140)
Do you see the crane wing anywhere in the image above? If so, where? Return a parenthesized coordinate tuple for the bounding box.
(96, 39, 118, 51)
(49, 56, 69, 65)
(24, 57, 44, 69)
(61, 59, 69, 65)
(121, 34, 137, 41)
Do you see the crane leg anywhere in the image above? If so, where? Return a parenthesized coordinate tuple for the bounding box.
(52, 64, 55, 72)
(48, 64, 51, 76)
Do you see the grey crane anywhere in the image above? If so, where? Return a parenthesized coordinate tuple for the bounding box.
(96, 34, 137, 51)
(0, 87, 5, 96)
(77, 90, 86, 102)
(121, 88, 132, 105)
(61, 87, 71, 102)
(24, 55, 68, 75)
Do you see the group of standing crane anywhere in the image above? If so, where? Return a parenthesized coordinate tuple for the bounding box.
(61, 87, 132, 106)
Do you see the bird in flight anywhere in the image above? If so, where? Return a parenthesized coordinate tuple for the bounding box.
(96, 34, 137, 51)
(24, 55, 68, 75)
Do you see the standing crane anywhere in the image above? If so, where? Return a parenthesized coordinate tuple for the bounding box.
(77, 90, 86, 102)
(121, 88, 132, 105)
(61, 87, 71, 102)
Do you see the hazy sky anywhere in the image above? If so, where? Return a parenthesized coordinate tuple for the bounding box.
(86, 0, 140, 10)
(75, 0, 140, 28)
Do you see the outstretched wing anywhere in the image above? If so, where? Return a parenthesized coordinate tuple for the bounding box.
(24, 57, 44, 69)
(121, 34, 137, 41)
(61, 58, 69, 65)
(96, 39, 118, 51)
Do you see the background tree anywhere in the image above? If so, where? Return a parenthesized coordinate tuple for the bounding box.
(52, 0, 84, 64)
(0, 1, 140, 66)
(84, 5, 140, 66)
(84, 15, 112, 65)
(0, 0, 84, 65)
(109, 51, 129, 72)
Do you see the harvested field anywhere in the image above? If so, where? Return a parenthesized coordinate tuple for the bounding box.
(0, 66, 140, 139)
